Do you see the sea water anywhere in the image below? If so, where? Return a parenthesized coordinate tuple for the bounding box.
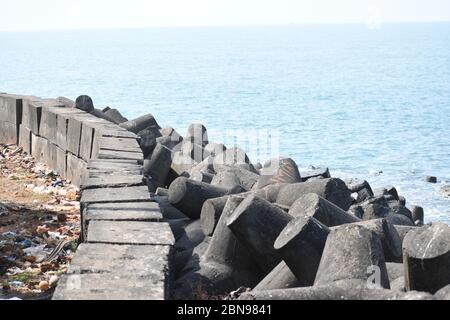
(1, 23, 449, 223)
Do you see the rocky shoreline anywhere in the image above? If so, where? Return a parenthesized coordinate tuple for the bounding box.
(1, 93, 449, 300)
(72, 96, 448, 300)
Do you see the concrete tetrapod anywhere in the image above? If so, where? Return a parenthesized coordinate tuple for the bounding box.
(274, 216, 330, 286)
(119, 114, 160, 133)
(314, 224, 390, 289)
(173, 195, 263, 299)
(289, 193, 360, 227)
(342, 219, 403, 263)
(275, 178, 353, 211)
(168, 177, 242, 220)
(252, 262, 299, 291)
(403, 222, 450, 294)
(239, 279, 434, 300)
(226, 194, 292, 274)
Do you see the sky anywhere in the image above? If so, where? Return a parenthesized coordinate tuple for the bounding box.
(1, 0, 450, 31)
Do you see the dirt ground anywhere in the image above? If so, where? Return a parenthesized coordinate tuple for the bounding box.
(0, 144, 80, 300)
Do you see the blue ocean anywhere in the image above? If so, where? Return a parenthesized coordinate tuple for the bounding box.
(1, 23, 449, 223)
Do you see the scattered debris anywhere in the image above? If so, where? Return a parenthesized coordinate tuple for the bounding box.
(0, 144, 80, 299)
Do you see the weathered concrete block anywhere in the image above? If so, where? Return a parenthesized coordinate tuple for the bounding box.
(0, 94, 22, 126)
(136, 126, 160, 158)
(66, 114, 96, 156)
(56, 96, 75, 108)
(171, 151, 197, 176)
(153, 197, 188, 221)
(288, 193, 360, 227)
(161, 126, 182, 139)
(386, 262, 404, 284)
(174, 195, 262, 299)
(386, 213, 415, 227)
(168, 177, 237, 220)
(256, 157, 301, 189)
(275, 178, 353, 211)
(103, 108, 128, 124)
(346, 178, 374, 202)
(213, 147, 257, 174)
(174, 220, 205, 252)
(18, 124, 32, 154)
(99, 128, 138, 139)
(410, 205, 424, 225)
(90, 108, 122, 123)
(314, 224, 390, 289)
(39, 105, 70, 144)
(31, 133, 49, 163)
(173, 236, 209, 278)
(359, 196, 390, 220)
(204, 142, 226, 157)
(82, 201, 163, 243)
(346, 219, 403, 263)
(200, 195, 235, 236)
(86, 159, 142, 175)
(119, 114, 161, 133)
(0, 121, 18, 145)
(86, 220, 175, 246)
(84, 201, 162, 223)
(240, 279, 434, 300)
(55, 145, 67, 177)
(227, 194, 292, 274)
(21, 98, 43, 134)
(394, 225, 420, 243)
(75, 95, 94, 113)
(181, 141, 205, 163)
(66, 152, 87, 187)
(253, 262, 299, 291)
(92, 136, 141, 157)
(186, 123, 208, 147)
(156, 136, 182, 153)
(203, 195, 254, 269)
(155, 188, 169, 197)
(80, 185, 151, 205)
(81, 174, 144, 190)
(97, 149, 144, 161)
(189, 157, 214, 180)
(211, 165, 260, 191)
(79, 120, 103, 161)
(403, 223, 450, 294)
(435, 285, 450, 300)
(274, 216, 330, 286)
(67, 243, 171, 278)
(300, 167, 331, 182)
(47, 143, 65, 173)
(143, 143, 172, 186)
(53, 272, 167, 300)
(56, 110, 85, 150)
(80, 116, 120, 161)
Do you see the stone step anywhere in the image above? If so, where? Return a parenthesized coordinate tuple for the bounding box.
(86, 220, 175, 246)
(92, 136, 141, 154)
(81, 174, 144, 189)
(80, 186, 151, 204)
(97, 149, 144, 161)
(53, 272, 168, 300)
(82, 201, 163, 239)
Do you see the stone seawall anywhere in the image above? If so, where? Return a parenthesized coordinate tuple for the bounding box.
(0, 93, 175, 300)
(3, 92, 449, 301)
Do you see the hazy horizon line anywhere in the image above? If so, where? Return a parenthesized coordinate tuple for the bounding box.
(1, 20, 450, 33)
